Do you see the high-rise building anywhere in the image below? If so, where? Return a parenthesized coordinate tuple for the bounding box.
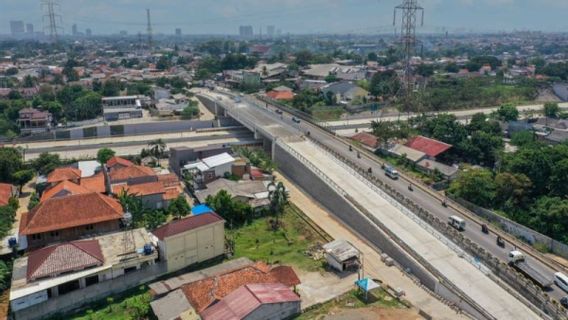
(10, 21, 25, 36)
(26, 23, 34, 34)
(267, 25, 275, 38)
(86, 28, 92, 37)
(72, 24, 78, 36)
(239, 25, 253, 38)
(119, 30, 128, 36)
(175, 28, 182, 36)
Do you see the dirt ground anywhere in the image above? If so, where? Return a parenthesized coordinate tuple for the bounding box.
(323, 307, 421, 320)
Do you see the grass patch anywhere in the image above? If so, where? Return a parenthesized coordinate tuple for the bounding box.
(296, 288, 406, 320)
(311, 106, 344, 121)
(228, 205, 325, 272)
(49, 286, 152, 320)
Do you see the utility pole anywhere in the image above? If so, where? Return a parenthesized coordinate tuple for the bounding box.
(42, 0, 63, 43)
(393, 0, 424, 98)
(146, 9, 153, 50)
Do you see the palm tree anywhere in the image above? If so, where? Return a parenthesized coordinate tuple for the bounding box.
(148, 139, 167, 160)
(268, 182, 288, 228)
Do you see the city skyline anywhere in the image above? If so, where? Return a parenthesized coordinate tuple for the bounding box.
(2, 0, 568, 36)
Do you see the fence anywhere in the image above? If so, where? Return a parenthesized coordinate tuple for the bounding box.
(305, 137, 566, 320)
(450, 195, 568, 260)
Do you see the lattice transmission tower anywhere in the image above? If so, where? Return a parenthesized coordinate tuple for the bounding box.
(42, 0, 63, 43)
(146, 9, 153, 50)
(393, 0, 424, 97)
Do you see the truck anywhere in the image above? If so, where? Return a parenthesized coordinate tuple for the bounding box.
(508, 250, 553, 288)
(448, 215, 466, 231)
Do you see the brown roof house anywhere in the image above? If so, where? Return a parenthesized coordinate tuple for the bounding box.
(19, 192, 123, 249)
(17, 108, 52, 134)
(10, 228, 158, 318)
(108, 159, 182, 210)
(150, 259, 301, 320)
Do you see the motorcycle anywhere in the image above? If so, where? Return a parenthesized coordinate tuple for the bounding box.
(408, 184, 413, 191)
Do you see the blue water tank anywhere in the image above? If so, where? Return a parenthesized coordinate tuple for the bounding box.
(143, 244, 153, 255)
(8, 237, 17, 248)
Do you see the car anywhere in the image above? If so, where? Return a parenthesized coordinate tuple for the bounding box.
(275, 109, 283, 115)
(561, 296, 568, 309)
(292, 117, 301, 124)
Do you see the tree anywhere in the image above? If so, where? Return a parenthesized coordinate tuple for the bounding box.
(367, 52, 378, 62)
(544, 102, 560, 119)
(369, 70, 400, 97)
(495, 104, 519, 122)
(549, 159, 568, 196)
(268, 182, 288, 228)
(12, 169, 34, 193)
(448, 167, 496, 208)
(180, 105, 199, 120)
(0, 148, 23, 183)
(65, 92, 102, 121)
(97, 148, 115, 165)
(324, 73, 338, 83)
(168, 195, 191, 219)
(494, 172, 532, 211)
(32, 152, 61, 175)
(529, 197, 568, 243)
(206, 190, 251, 227)
(156, 56, 171, 71)
(148, 139, 167, 159)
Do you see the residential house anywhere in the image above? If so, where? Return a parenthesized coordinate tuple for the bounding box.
(321, 82, 369, 103)
(183, 152, 236, 186)
(10, 229, 158, 316)
(200, 283, 301, 320)
(194, 178, 272, 210)
(350, 132, 379, 150)
(19, 192, 124, 249)
(266, 90, 294, 101)
(108, 159, 182, 209)
(149, 259, 301, 320)
(302, 64, 366, 81)
(253, 63, 288, 80)
(152, 212, 225, 273)
(46, 167, 82, 186)
(102, 95, 145, 121)
(533, 117, 568, 144)
(17, 108, 52, 134)
(0, 183, 17, 206)
(405, 135, 452, 160)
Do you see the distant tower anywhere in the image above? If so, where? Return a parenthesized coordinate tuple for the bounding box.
(26, 23, 34, 34)
(393, 0, 424, 96)
(42, 0, 62, 43)
(86, 28, 92, 37)
(146, 9, 153, 50)
(175, 28, 182, 37)
(72, 23, 78, 36)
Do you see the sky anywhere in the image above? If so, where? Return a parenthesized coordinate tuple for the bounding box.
(2, 0, 568, 36)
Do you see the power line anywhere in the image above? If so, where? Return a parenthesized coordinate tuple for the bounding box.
(42, 0, 63, 43)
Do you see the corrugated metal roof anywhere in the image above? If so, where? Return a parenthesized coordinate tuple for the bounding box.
(323, 239, 360, 262)
(202, 153, 235, 169)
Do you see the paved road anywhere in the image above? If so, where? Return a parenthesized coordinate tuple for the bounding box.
(23, 130, 258, 160)
(199, 90, 544, 319)
(251, 97, 568, 304)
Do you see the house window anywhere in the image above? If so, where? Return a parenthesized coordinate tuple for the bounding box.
(85, 224, 94, 231)
(50, 231, 59, 238)
(32, 234, 42, 240)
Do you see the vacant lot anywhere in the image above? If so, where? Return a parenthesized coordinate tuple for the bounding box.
(228, 204, 327, 272)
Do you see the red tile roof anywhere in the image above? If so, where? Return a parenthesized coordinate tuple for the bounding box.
(181, 262, 301, 312)
(41, 180, 91, 202)
(157, 173, 179, 187)
(109, 165, 156, 182)
(47, 167, 81, 184)
(113, 181, 165, 196)
(163, 187, 181, 201)
(106, 156, 134, 168)
(80, 172, 106, 193)
(200, 283, 300, 320)
(20, 192, 123, 235)
(405, 135, 452, 158)
(0, 183, 15, 206)
(351, 132, 379, 149)
(266, 90, 294, 101)
(26, 240, 104, 281)
(152, 212, 224, 240)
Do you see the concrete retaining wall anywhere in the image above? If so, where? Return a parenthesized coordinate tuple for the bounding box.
(450, 196, 568, 260)
(274, 144, 437, 290)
